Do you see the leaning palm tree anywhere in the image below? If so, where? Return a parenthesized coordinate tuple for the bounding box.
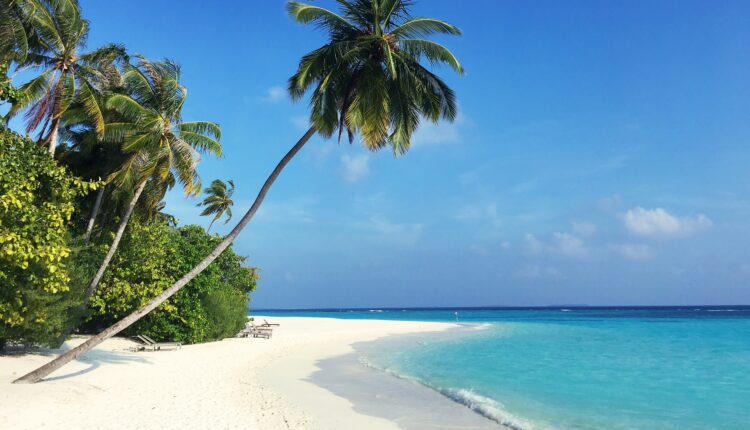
(15, 0, 462, 383)
(6, 0, 126, 155)
(80, 57, 221, 305)
(198, 179, 235, 232)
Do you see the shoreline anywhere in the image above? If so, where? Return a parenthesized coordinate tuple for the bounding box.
(0, 316, 501, 429)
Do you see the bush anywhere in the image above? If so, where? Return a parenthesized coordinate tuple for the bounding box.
(0, 127, 95, 348)
(85, 222, 257, 343)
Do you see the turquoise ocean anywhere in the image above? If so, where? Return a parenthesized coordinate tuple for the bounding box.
(257, 307, 750, 430)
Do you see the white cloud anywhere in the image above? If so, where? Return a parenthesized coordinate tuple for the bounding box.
(454, 202, 502, 232)
(411, 113, 467, 147)
(571, 221, 597, 237)
(524, 233, 545, 255)
(614, 243, 653, 260)
(355, 215, 424, 245)
(623, 207, 712, 237)
(254, 197, 317, 224)
(340, 154, 370, 182)
(262, 86, 286, 103)
(598, 194, 623, 212)
(513, 264, 566, 280)
(552, 232, 588, 257)
(524, 232, 588, 258)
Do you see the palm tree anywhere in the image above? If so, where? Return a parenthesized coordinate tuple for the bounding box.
(14, 0, 462, 383)
(6, 0, 126, 155)
(198, 179, 235, 232)
(0, 0, 37, 65)
(57, 61, 126, 243)
(80, 57, 221, 304)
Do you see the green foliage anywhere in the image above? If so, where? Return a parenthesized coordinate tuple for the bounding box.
(197, 179, 235, 231)
(85, 222, 256, 344)
(0, 127, 96, 346)
(1, 63, 22, 106)
(105, 57, 222, 197)
(287, 0, 463, 154)
(7, 0, 127, 142)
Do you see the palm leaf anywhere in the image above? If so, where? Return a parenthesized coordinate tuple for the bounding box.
(390, 17, 461, 38)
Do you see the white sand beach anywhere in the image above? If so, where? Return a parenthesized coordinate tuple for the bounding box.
(0, 317, 500, 430)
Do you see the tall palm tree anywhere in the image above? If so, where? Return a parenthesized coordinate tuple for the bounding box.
(80, 57, 221, 304)
(6, 0, 126, 155)
(14, 0, 462, 383)
(198, 179, 235, 232)
(57, 61, 126, 243)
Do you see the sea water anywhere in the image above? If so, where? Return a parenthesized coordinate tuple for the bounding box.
(257, 307, 750, 430)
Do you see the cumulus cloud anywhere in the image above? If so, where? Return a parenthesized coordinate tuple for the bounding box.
(340, 154, 370, 182)
(262, 86, 286, 102)
(623, 207, 712, 237)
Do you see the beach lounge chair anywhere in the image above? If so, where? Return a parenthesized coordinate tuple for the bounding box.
(132, 335, 182, 351)
(251, 328, 272, 339)
(260, 319, 280, 327)
(240, 323, 272, 339)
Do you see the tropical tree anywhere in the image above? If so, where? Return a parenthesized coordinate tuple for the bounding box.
(5, 0, 126, 155)
(0, 0, 40, 110)
(0, 127, 95, 349)
(198, 179, 235, 232)
(14, 0, 462, 383)
(57, 62, 126, 243)
(80, 57, 221, 305)
(0, 0, 39, 66)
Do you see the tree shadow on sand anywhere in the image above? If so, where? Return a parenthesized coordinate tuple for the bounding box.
(4, 337, 153, 382)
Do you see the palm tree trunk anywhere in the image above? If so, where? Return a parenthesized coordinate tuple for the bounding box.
(83, 180, 147, 304)
(206, 218, 216, 233)
(14, 127, 317, 384)
(47, 117, 59, 156)
(83, 186, 105, 244)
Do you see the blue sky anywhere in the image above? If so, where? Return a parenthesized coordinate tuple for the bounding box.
(16, 1, 750, 307)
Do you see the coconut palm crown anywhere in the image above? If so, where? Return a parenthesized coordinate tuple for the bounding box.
(198, 179, 235, 232)
(105, 57, 222, 196)
(6, 0, 126, 153)
(287, 0, 463, 154)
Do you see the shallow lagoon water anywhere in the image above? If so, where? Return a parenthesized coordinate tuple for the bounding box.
(262, 307, 750, 430)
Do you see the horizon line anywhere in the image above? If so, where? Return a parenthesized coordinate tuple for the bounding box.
(252, 304, 750, 312)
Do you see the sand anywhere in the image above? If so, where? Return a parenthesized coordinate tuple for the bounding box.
(0, 316, 498, 430)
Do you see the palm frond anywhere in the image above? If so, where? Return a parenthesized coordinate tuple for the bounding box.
(287, 2, 358, 36)
(178, 121, 221, 140)
(390, 17, 461, 38)
(400, 39, 464, 74)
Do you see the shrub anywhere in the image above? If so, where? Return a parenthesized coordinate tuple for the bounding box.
(85, 222, 257, 343)
(0, 127, 95, 348)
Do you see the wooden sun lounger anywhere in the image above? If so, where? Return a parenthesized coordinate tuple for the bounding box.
(237, 324, 272, 339)
(261, 319, 280, 327)
(132, 335, 182, 351)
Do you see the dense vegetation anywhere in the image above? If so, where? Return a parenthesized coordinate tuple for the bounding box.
(85, 224, 255, 343)
(0, 128, 91, 348)
(0, 0, 256, 350)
